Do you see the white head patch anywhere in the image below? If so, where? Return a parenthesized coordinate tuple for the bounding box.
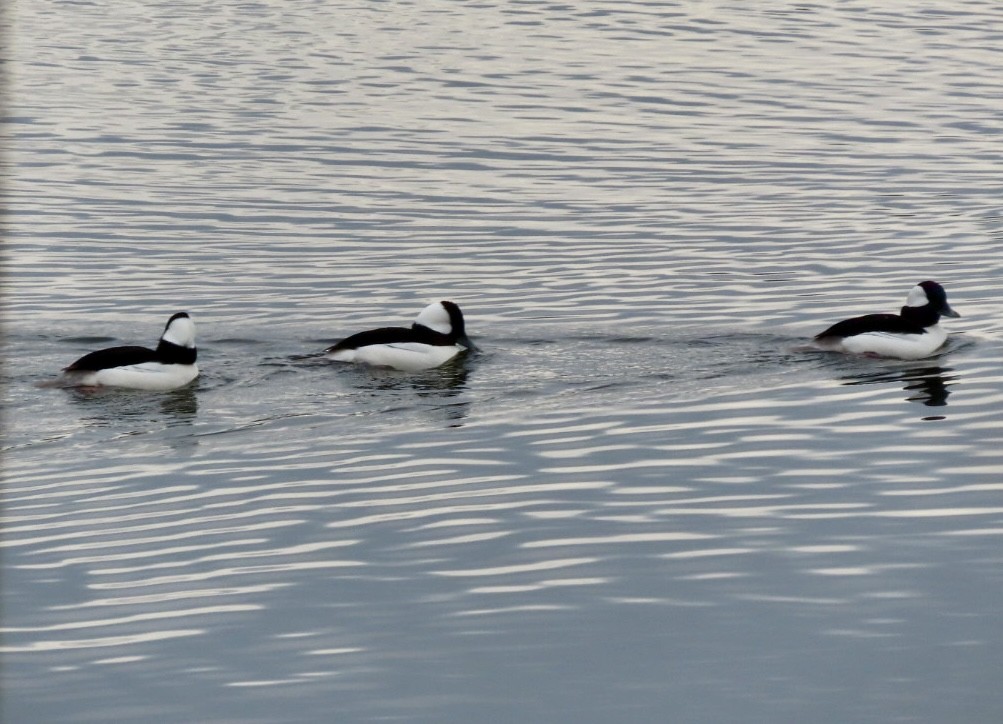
(162, 315, 197, 348)
(905, 284, 929, 308)
(414, 302, 452, 334)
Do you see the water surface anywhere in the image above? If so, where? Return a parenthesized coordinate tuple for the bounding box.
(5, 1, 1003, 722)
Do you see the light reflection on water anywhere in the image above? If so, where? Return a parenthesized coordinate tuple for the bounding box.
(6, 0, 1003, 722)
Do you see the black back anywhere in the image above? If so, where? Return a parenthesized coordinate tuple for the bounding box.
(327, 324, 454, 353)
(65, 345, 160, 372)
(815, 313, 927, 341)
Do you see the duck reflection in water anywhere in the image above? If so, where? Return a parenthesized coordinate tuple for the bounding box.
(66, 383, 199, 420)
(343, 359, 473, 426)
(840, 365, 956, 410)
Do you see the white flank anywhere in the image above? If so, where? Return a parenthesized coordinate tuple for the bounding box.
(327, 343, 460, 371)
(71, 362, 200, 391)
(832, 326, 948, 360)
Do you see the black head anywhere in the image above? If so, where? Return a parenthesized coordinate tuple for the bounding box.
(158, 312, 197, 361)
(909, 281, 959, 318)
(164, 311, 191, 330)
(440, 301, 465, 338)
(412, 300, 477, 352)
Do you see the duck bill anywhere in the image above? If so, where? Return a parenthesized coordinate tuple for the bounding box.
(458, 334, 480, 353)
(941, 304, 961, 318)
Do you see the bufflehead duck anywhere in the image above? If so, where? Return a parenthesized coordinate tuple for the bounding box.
(813, 281, 960, 360)
(56, 312, 199, 390)
(325, 301, 477, 371)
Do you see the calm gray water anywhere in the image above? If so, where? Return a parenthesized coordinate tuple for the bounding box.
(5, 1, 1003, 722)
